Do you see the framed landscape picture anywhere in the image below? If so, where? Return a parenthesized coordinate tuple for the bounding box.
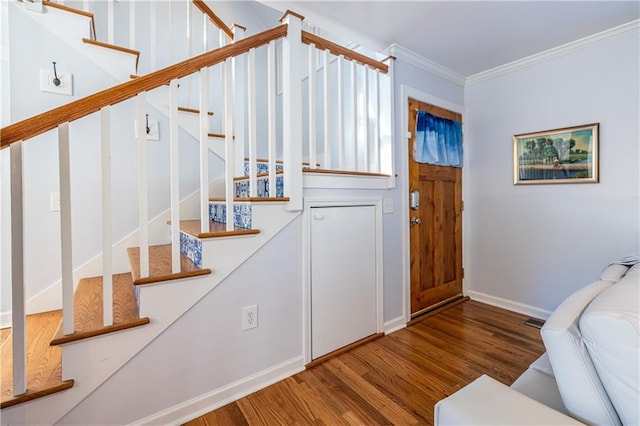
(513, 123, 599, 185)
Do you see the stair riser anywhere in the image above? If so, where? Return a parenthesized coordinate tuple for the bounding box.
(209, 203, 252, 229)
(180, 232, 203, 268)
(243, 162, 283, 176)
(235, 175, 284, 198)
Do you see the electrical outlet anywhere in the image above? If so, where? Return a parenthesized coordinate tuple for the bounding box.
(242, 305, 258, 331)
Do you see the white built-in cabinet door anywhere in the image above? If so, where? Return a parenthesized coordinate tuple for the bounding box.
(310, 205, 377, 360)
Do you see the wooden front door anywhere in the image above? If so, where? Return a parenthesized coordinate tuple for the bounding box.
(408, 98, 463, 318)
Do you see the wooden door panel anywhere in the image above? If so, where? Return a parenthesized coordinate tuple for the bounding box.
(409, 98, 463, 317)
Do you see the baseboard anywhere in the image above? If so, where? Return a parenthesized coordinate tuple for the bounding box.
(131, 355, 305, 426)
(467, 290, 552, 320)
(383, 315, 406, 334)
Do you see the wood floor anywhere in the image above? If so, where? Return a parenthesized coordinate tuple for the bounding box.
(185, 300, 545, 425)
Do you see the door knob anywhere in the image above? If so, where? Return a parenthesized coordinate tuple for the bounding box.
(411, 216, 421, 225)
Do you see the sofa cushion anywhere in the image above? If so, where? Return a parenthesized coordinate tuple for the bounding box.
(511, 353, 567, 413)
(434, 375, 582, 425)
(580, 266, 639, 426)
(541, 279, 621, 425)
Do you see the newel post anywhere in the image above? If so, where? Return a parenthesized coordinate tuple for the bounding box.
(281, 10, 304, 211)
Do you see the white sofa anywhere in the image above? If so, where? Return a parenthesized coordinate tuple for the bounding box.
(435, 261, 639, 425)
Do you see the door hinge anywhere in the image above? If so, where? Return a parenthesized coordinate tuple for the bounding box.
(461, 201, 464, 211)
(461, 268, 465, 278)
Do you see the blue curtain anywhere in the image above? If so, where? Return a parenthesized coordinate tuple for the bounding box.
(415, 111, 463, 167)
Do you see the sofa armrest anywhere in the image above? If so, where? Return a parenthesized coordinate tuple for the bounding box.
(434, 375, 583, 425)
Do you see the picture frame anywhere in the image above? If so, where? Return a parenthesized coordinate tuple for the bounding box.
(513, 123, 599, 185)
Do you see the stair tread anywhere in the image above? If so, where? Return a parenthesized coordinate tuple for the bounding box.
(127, 244, 212, 285)
(50, 273, 149, 346)
(208, 132, 232, 139)
(73, 274, 140, 333)
(209, 197, 290, 202)
(1, 310, 73, 409)
(234, 170, 284, 181)
(180, 220, 260, 238)
(178, 106, 214, 116)
(302, 168, 391, 178)
(42, 0, 96, 41)
(82, 38, 140, 69)
(243, 157, 320, 166)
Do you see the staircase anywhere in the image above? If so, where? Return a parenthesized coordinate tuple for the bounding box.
(1, 0, 393, 423)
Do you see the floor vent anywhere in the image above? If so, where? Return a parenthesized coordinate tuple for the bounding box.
(524, 318, 545, 329)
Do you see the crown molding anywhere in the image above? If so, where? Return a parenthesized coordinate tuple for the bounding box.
(467, 19, 640, 86)
(388, 43, 466, 87)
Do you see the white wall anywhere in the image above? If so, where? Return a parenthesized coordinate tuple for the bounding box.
(58, 218, 303, 425)
(390, 60, 465, 322)
(464, 31, 640, 314)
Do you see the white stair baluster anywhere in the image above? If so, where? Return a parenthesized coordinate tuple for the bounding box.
(350, 60, 357, 170)
(150, 0, 157, 70)
(323, 49, 331, 170)
(101, 107, 113, 327)
(202, 10, 208, 53)
(58, 123, 74, 335)
(267, 40, 276, 198)
(373, 69, 380, 173)
(199, 68, 210, 234)
(9, 141, 26, 396)
(169, 79, 180, 273)
(137, 93, 149, 278)
(281, 11, 304, 211)
(308, 43, 317, 170)
(362, 66, 370, 172)
(224, 59, 235, 230)
(248, 48, 257, 198)
(337, 55, 344, 170)
(232, 26, 246, 185)
(129, 0, 135, 50)
(187, 0, 193, 106)
(107, 0, 114, 45)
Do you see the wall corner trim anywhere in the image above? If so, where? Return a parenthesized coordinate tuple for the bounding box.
(388, 43, 466, 87)
(466, 19, 640, 86)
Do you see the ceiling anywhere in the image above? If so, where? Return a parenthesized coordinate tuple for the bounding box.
(261, 1, 640, 78)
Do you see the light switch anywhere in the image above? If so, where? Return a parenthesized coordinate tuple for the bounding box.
(383, 198, 394, 214)
(50, 192, 60, 212)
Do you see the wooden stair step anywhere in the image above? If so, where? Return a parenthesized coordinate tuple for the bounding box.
(209, 197, 289, 203)
(178, 106, 214, 116)
(243, 157, 320, 166)
(208, 132, 234, 139)
(42, 0, 96, 40)
(179, 220, 260, 239)
(82, 38, 140, 69)
(302, 168, 391, 178)
(1, 310, 74, 409)
(50, 274, 150, 346)
(234, 169, 283, 181)
(127, 244, 212, 285)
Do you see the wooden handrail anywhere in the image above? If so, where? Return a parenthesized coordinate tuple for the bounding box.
(302, 31, 389, 74)
(192, 0, 234, 42)
(0, 25, 287, 149)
